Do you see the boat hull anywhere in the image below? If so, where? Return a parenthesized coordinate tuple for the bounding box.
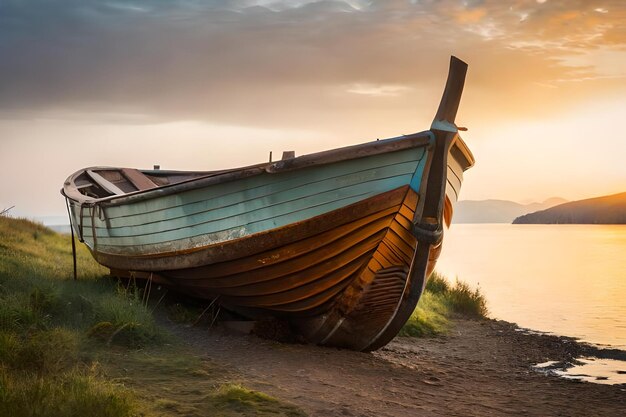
(65, 134, 470, 350)
(105, 185, 444, 350)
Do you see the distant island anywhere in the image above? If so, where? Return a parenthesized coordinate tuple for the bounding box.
(452, 197, 567, 224)
(513, 192, 626, 224)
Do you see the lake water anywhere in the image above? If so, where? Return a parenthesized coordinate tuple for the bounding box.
(436, 224, 626, 349)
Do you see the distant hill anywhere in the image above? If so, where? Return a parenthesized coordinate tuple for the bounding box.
(452, 198, 567, 224)
(513, 192, 626, 224)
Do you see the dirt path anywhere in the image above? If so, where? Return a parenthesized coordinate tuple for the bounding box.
(164, 318, 625, 416)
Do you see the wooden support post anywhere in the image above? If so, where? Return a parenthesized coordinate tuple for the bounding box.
(65, 198, 78, 281)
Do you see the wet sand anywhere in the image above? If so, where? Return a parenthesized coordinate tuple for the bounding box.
(165, 318, 625, 416)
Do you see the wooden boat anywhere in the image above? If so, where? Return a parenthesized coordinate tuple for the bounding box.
(62, 56, 474, 351)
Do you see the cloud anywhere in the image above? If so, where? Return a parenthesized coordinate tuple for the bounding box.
(0, 0, 624, 131)
(346, 83, 413, 97)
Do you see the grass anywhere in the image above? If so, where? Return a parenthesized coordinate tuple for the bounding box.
(97, 346, 306, 416)
(0, 216, 159, 416)
(400, 271, 488, 337)
(0, 217, 165, 348)
(208, 384, 306, 417)
(0, 369, 136, 417)
(0, 216, 306, 416)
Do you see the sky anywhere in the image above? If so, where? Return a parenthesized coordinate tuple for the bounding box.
(1, 0, 625, 219)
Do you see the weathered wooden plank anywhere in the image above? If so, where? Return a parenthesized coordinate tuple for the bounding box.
(121, 168, 158, 191)
(85, 170, 125, 196)
(169, 207, 398, 282)
(169, 224, 389, 289)
(447, 166, 462, 195)
(184, 253, 371, 302)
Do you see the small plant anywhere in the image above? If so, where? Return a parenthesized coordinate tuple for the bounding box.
(425, 272, 450, 293)
(446, 279, 488, 318)
(399, 292, 450, 337)
(0, 206, 15, 217)
(90, 293, 165, 348)
(29, 286, 61, 316)
(209, 383, 306, 417)
(401, 272, 488, 337)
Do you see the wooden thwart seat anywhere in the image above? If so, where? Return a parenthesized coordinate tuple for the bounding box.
(121, 168, 158, 191)
(86, 170, 125, 195)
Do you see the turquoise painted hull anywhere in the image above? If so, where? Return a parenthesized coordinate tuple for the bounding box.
(71, 144, 430, 257)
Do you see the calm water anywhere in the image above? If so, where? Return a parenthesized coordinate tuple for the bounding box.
(437, 224, 626, 349)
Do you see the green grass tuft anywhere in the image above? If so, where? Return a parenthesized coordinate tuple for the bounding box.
(446, 279, 489, 318)
(425, 272, 451, 294)
(401, 271, 488, 338)
(90, 291, 165, 348)
(209, 383, 306, 417)
(399, 291, 450, 337)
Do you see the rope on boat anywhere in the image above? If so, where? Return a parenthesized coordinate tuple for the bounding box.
(64, 197, 78, 281)
(78, 204, 85, 242)
(90, 204, 98, 252)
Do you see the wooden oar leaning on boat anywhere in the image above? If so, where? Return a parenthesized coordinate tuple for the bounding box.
(61, 56, 474, 351)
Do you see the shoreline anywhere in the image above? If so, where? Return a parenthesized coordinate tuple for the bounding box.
(509, 324, 626, 360)
(160, 316, 625, 417)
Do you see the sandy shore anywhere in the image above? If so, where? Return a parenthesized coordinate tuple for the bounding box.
(162, 317, 625, 416)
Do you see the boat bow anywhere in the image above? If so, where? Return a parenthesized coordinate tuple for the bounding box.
(355, 56, 469, 351)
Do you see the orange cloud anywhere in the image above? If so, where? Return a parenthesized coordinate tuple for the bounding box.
(454, 8, 488, 24)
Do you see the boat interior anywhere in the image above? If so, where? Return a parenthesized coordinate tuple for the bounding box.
(71, 168, 209, 199)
